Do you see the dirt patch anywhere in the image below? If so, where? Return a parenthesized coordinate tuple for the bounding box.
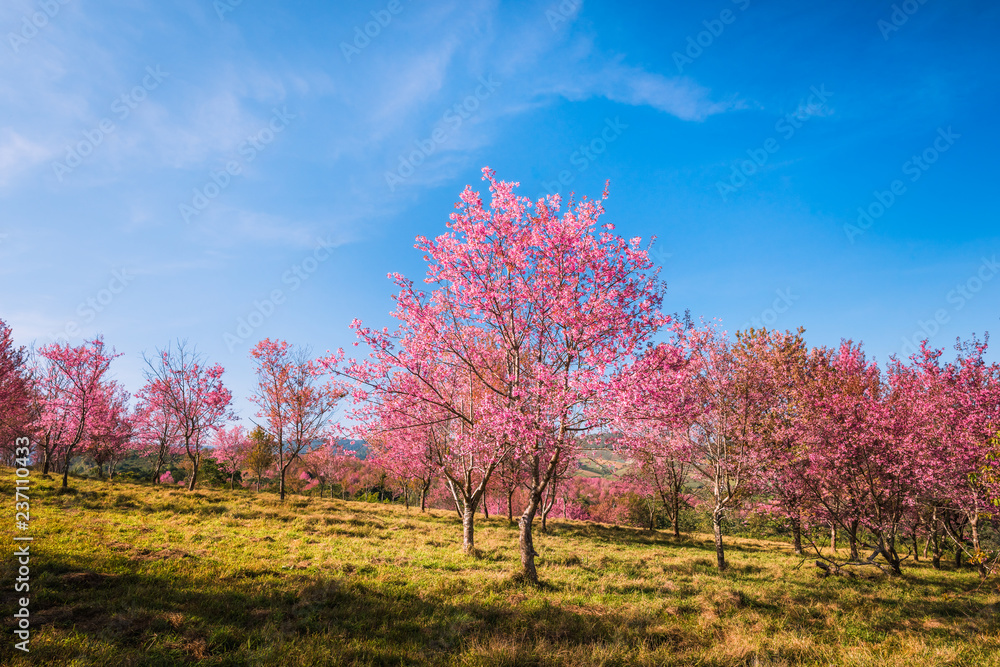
(58, 572, 119, 589)
(131, 547, 197, 561)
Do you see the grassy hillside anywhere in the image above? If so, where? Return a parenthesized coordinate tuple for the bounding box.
(2, 472, 999, 666)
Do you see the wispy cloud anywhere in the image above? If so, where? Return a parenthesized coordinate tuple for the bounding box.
(547, 57, 739, 121)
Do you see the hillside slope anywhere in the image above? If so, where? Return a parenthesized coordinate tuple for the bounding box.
(2, 472, 998, 666)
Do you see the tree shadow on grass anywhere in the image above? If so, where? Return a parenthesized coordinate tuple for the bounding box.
(1, 545, 997, 666)
(0, 548, 691, 667)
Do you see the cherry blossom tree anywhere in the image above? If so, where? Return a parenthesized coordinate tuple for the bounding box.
(909, 337, 1000, 574)
(538, 449, 574, 533)
(735, 328, 813, 555)
(300, 439, 358, 499)
(134, 380, 182, 485)
(32, 357, 71, 476)
(143, 341, 232, 491)
(250, 339, 342, 501)
(212, 425, 251, 490)
(614, 320, 755, 571)
(331, 329, 519, 552)
(328, 168, 669, 582)
(794, 341, 932, 576)
(618, 433, 693, 537)
(0, 319, 34, 464)
(84, 381, 135, 479)
(38, 337, 121, 489)
(493, 454, 529, 523)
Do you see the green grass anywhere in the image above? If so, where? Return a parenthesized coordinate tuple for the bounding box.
(2, 472, 999, 666)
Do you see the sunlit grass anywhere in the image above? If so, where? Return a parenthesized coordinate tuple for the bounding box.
(2, 471, 998, 666)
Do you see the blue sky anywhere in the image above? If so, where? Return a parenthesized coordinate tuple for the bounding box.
(1, 0, 998, 420)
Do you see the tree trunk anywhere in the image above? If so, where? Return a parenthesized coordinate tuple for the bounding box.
(540, 479, 557, 534)
(791, 516, 803, 555)
(153, 446, 166, 486)
(278, 467, 286, 501)
(848, 520, 860, 560)
(673, 496, 681, 538)
(404, 487, 410, 511)
(420, 480, 430, 512)
(507, 489, 515, 523)
(712, 510, 727, 571)
(970, 515, 987, 576)
(519, 492, 541, 584)
(878, 536, 902, 576)
(462, 503, 476, 554)
(62, 452, 71, 489)
(186, 446, 200, 491)
(830, 523, 837, 553)
(887, 538, 902, 575)
(482, 499, 488, 519)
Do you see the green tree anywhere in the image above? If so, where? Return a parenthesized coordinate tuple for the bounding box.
(247, 425, 276, 492)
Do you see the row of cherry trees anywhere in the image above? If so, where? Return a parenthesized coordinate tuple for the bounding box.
(0, 329, 343, 497)
(325, 168, 1000, 583)
(0, 334, 234, 490)
(614, 324, 1000, 576)
(2, 168, 998, 584)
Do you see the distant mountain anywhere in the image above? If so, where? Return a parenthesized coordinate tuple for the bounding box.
(335, 438, 369, 459)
